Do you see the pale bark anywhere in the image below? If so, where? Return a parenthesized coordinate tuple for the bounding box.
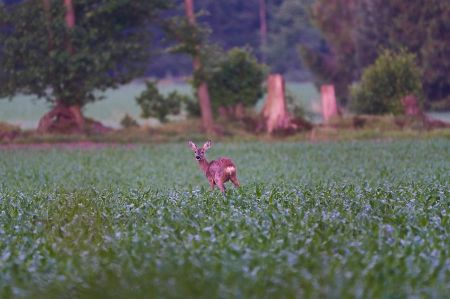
(261, 74, 292, 133)
(64, 0, 75, 28)
(184, 0, 215, 134)
(401, 95, 422, 117)
(320, 84, 338, 123)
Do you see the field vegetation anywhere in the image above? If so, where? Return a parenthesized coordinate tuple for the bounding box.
(0, 139, 449, 298)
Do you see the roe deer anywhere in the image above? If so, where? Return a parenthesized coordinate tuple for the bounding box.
(188, 140, 240, 194)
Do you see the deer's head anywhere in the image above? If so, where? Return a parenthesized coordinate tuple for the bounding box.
(188, 140, 211, 161)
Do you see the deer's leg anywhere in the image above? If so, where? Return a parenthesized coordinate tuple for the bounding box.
(217, 182, 226, 194)
(215, 175, 226, 194)
(230, 174, 240, 188)
(208, 178, 215, 190)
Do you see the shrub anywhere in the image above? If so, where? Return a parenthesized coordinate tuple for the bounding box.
(120, 114, 139, 129)
(350, 50, 423, 114)
(136, 81, 186, 123)
(205, 48, 267, 112)
(286, 90, 309, 120)
(184, 96, 201, 118)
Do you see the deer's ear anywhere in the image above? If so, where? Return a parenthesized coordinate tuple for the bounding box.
(188, 141, 197, 151)
(203, 140, 212, 150)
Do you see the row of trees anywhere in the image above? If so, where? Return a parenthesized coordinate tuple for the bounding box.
(1, 0, 170, 132)
(0, 0, 267, 134)
(0, 0, 448, 135)
(301, 0, 450, 108)
(148, 0, 321, 80)
(147, 0, 449, 112)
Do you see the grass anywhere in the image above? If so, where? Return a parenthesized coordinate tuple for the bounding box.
(0, 139, 449, 298)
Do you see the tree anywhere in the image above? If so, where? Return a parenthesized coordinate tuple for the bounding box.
(302, 0, 450, 108)
(299, 0, 359, 105)
(136, 81, 185, 123)
(182, 0, 215, 134)
(350, 50, 423, 115)
(207, 48, 266, 115)
(0, 0, 168, 133)
(265, 0, 321, 79)
(260, 74, 305, 134)
(258, 0, 268, 62)
(196, 0, 261, 56)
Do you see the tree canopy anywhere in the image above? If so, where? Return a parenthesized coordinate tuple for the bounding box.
(301, 0, 450, 107)
(0, 0, 169, 107)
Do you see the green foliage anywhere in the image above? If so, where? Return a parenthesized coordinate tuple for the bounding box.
(350, 50, 423, 114)
(136, 81, 187, 123)
(265, 0, 320, 78)
(120, 113, 139, 128)
(184, 96, 202, 118)
(206, 48, 267, 111)
(286, 90, 308, 120)
(0, 140, 449, 297)
(299, 0, 359, 105)
(166, 8, 266, 114)
(165, 14, 212, 57)
(0, 0, 168, 107)
(302, 0, 450, 107)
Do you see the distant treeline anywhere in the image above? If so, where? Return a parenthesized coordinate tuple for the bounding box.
(1, 0, 449, 108)
(148, 0, 321, 81)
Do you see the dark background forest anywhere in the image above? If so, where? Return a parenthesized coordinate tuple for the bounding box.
(150, 0, 449, 110)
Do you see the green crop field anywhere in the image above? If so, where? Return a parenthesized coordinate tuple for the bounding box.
(0, 139, 449, 298)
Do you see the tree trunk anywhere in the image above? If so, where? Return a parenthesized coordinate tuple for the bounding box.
(401, 95, 422, 117)
(37, 0, 86, 134)
(261, 74, 293, 133)
(64, 0, 75, 53)
(259, 0, 268, 62)
(37, 102, 84, 133)
(64, 0, 75, 28)
(42, 0, 54, 49)
(184, 0, 215, 134)
(321, 84, 338, 124)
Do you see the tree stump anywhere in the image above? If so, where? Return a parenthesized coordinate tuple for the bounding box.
(400, 94, 450, 129)
(401, 95, 422, 117)
(321, 84, 338, 124)
(261, 74, 293, 133)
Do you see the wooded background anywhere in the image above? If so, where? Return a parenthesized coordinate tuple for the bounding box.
(1, 0, 449, 134)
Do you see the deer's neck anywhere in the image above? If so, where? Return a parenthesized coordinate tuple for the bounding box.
(198, 159, 210, 175)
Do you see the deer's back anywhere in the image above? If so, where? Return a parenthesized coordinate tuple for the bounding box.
(208, 157, 237, 177)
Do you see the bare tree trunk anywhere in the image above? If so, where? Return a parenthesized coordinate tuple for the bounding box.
(401, 95, 422, 117)
(261, 74, 293, 133)
(259, 0, 268, 62)
(184, 0, 215, 134)
(64, 0, 75, 28)
(321, 84, 338, 124)
(38, 0, 86, 134)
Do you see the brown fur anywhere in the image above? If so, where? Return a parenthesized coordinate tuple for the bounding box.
(188, 140, 240, 193)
